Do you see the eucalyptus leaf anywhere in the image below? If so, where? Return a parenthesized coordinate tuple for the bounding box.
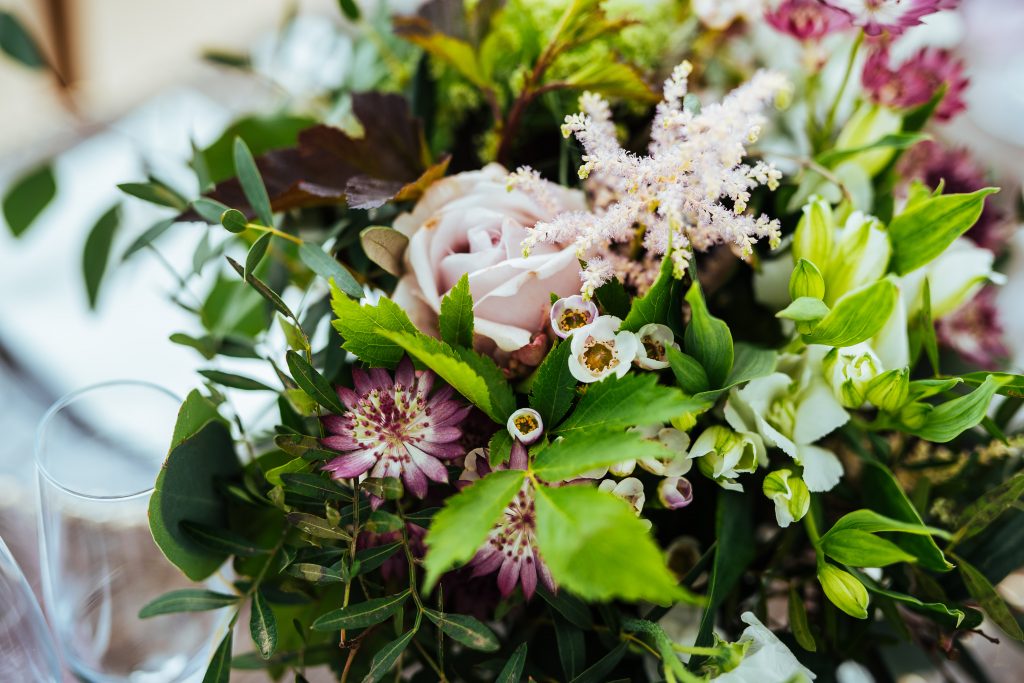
(3, 163, 55, 237)
(425, 609, 500, 652)
(245, 231, 272, 279)
(311, 591, 410, 631)
(138, 589, 239, 618)
(250, 591, 278, 659)
(83, 204, 122, 309)
(298, 242, 363, 299)
(233, 137, 274, 227)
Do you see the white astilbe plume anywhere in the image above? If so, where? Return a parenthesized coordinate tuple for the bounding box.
(512, 62, 789, 295)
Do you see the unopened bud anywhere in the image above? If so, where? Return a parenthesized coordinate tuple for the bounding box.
(817, 562, 869, 619)
(866, 368, 910, 412)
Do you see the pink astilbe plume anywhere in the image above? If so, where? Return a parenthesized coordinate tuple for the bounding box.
(513, 62, 788, 294)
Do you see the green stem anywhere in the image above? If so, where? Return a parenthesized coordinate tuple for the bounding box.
(823, 30, 864, 139)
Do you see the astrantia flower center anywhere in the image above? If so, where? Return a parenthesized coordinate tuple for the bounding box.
(559, 308, 591, 332)
(582, 341, 617, 373)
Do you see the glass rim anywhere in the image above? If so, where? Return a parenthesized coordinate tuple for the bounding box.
(34, 379, 181, 502)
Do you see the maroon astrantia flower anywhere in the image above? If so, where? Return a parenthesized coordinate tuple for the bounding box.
(460, 442, 556, 601)
(936, 286, 1009, 367)
(321, 357, 470, 500)
(899, 141, 1010, 252)
(765, 0, 852, 41)
(862, 44, 968, 122)
(824, 0, 958, 36)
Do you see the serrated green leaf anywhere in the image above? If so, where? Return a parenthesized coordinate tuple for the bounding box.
(250, 591, 278, 659)
(959, 558, 1023, 640)
(285, 350, 345, 414)
(821, 529, 918, 567)
(3, 163, 55, 237)
(330, 285, 418, 368)
(684, 280, 733, 388)
(803, 278, 897, 347)
(83, 204, 121, 309)
(361, 628, 417, 683)
(534, 484, 692, 604)
(439, 273, 474, 348)
(496, 642, 527, 683)
(889, 188, 999, 275)
(529, 339, 577, 426)
(233, 137, 273, 227)
(555, 373, 690, 434)
(423, 469, 526, 588)
(532, 428, 672, 481)
(311, 591, 410, 631)
(138, 589, 239, 618)
(299, 243, 363, 299)
(488, 428, 513, 468)
(907, 374, 1007, 443)
(425, 609, 500, 651)
(202, 631, 232, 683)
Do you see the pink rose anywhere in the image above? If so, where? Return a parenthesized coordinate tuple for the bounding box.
(392, 164, 584, 352)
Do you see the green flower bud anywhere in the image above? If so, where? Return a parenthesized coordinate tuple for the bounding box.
(789, 258, 826, 301)
(817, 562, 869, 619)
(690, 425, 765, 491)
(823, 344, 883, 409)
(670, 412, 698, 432)
(762, 470, 810, 528)
(826, 213, 890, 304)
(899, 401, 933, 429)
(792, 196, 833, 274)
(866, 368, 910, 412)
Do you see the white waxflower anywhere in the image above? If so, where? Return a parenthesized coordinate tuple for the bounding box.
(725, 348, 849, 492)
(613, 426, 692, 477)
(506, 408, 544, 445)
(634, 323, 679, 370)
(568, 316, 639, 383)
(714, 612, 817, 682)
(688, 425, 766, 492)
(823, 343, 884, 408)
(598, 478, 652, 530)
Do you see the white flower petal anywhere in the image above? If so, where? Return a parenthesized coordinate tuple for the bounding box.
(798, 444, 844, 492)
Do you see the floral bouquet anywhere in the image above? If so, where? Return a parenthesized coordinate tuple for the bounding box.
(88, 0, 1024, 681)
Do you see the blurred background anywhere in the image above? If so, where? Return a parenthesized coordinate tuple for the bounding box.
(1, 0, 1023, 680)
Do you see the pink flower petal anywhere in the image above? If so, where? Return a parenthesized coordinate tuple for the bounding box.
(537, 557, 556, 594)
(497, 556, 521, 597)
(395, 356, 415, 388)
(416, 440, 464, 460)
(337, 386, 359, 410)
(403, 462, 429, 498)
(520, 555, 538, 601)
(471, 547, 504, 577)
(322, 450, 377, 479)
(322, 415, 349, 435)
(407, 445, 449, 484)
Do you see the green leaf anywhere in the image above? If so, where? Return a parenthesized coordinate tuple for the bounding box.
(788, 585, 816, 652)
(286, 512, 351, 541)
(684, 280, 733, 388)
(665, 347, 710, 395)
(298, 243, 363, 299)
(226, 256, 294, 319)
(571, 642, 627, 683)
(311, 591, 410, 631)
(695, 491, 754, 647)
(82, 204, 121, 309)
(439, 273, 474, 348)
(280, 473, 352, 502)
(802, 278, 898, 347)
(529, 339, 578, 427)
(488, 428, 514, 468)
(245, 231, 272, 279)
(117, 179, 189, 210)
(860, 462, 953, 572)
(250, 591, 278, 659)
(532, 428, 672, 481)
(820, 529, 917, 567)
(621, 255, 679, 332)
(198, 369, 274, 392)
(538, 585, 593, 629)
(121, 218, 177, 261)
(855, 571, 965, 628)
(361, 629, 417, 683)
(888, 188, 999, 275)
(553, 615, 585, 679)
(338, 0, 361, 20)
(202, 631, 233, 683)
(393, 16, 492, 89)
(330, 286, 419, 368)
(423, 469, 526, 588)
(719, 344, 778, 391)
(3, 163, 55, 237)
(496, 642, 527, 683)
(562, 60, 660, 103)
(424, 609, 500, 652)
(286, 562, 344, 584)
(907, 374, 1007, 443)
(138, 589, 239, 618)
(193, 197, 232, 224)
(286, 350, 345, 414)
(181, 521, 273, 557)
(150, 421, 241, 581)
(555, 373, 690, 434)
(169, 389, 226, 451)
(0, 11, 46, 68)
(816, 132, 929, 168)
(908, 278, 940, 374)
(960, 372, 1024, 398)
(824, 509, 951, 540)
(233, 137, 274, 227)
(959, 557, 1023, 640)
(220, 208, 248, 233)
(952, 472, 1024, 546)
(381, 330, 515, 422)
(777, 297, 830, 323)
(534, 484, 691, 604)
(595, 277, 630, 318)
(353, 542, 402, 577)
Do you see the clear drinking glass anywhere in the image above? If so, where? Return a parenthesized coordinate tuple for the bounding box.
(0, 533, 62, 682)
(35, 380, 222, 683)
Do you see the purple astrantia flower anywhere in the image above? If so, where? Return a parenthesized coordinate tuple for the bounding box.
(935, 286, 1010, 367)
(862, 44, 968, 121)
(765, 0, 852, 41)
(824, 0, 958, 36)
(550, 295, 598, 339)
(461, 442, 556, 600)
(321, 357, 470, 501)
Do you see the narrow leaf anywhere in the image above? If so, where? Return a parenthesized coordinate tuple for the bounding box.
(138, 589, 238, 618)
(3, 163, 55, 237)
(299, 242, 363, 299)
(908, 374, 1007, 443)
(788, 585, 816, 652)
(496, 642, 528, 683)
(361, 629, 417, 683)
(198, 369, 274, 392)
(202, 631, 233, 683)
(122, 218, 176, 261)
(250, 591, 278, 659)
(959, 558, 1023, 640)
(311, 591, 410, 631)
(424, 610, 500, 652)
(245, 231, 272, 279)
(286, 350, 345, 414)
(83, 204, 121, 309)
(233, 137, 274, 227)
(226, 255, 294, 319)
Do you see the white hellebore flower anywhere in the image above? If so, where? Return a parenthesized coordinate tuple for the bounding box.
(763, 470, 811, 528)
(823, 343, 883, 408)
(634, 323, 679, 370)
(714, 612, 817, 683)
(901, 237, 1005, 320)
(568, 315, 639, 383)
(725, 348, 849, 492)
(506, 408, 544, 445)
(688, 425, 766, 492)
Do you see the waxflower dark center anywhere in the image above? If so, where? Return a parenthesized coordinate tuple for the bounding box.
(583, 342, 617, 372)
(643, 338, 666, 361)
(514, 413, 539, 433)
(559, 308, 591, 331)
